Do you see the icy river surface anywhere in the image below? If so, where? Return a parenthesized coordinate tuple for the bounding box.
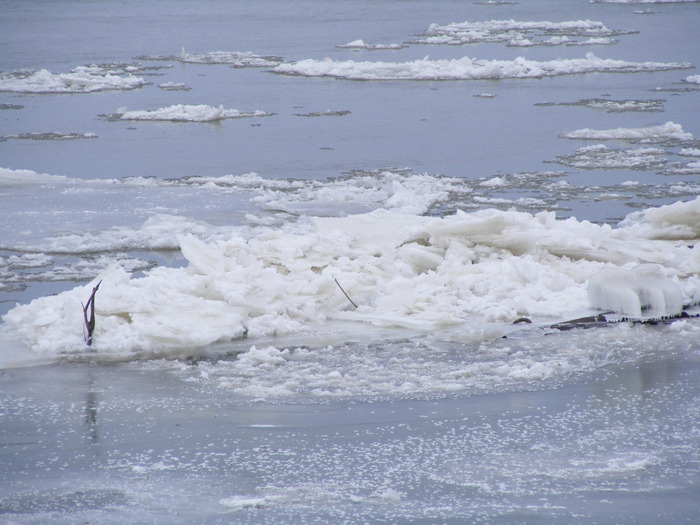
(1, 0, 699, 522)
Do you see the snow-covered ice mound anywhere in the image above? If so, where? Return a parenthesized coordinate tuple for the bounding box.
(0, 67, 147, 93)
(114, 104, 273, 122)
(273, 53, 691, 80)
(415, 19, 635, 47)
(3, 198, 699, 361)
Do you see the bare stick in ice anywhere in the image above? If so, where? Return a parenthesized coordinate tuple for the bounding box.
(334, 277, 358, 309)
(82, 280, 102, 346)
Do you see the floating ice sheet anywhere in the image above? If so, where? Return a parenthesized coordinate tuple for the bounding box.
(138, 49, 284, 67)
(536, 98, 665, 112)
(114, 104, 273, 122)
(336, 40, 405, 50)
(0, 67, 147, 93)
(414, 19, 635, 47)
(273, 53, 691, 80)
(560, 121, 693, 141)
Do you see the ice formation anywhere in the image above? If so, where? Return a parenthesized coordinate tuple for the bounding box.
(588, 265, 684, 318)
(336, 40, 405, 50)
(560, 122, 693, 141)
(415, 19, 634, 47)
(3, 198, 699, 358)
(274, 53, 691, 81)
(177, 49, 283, 67)
(0, 67, 147, 93)
(115, 104, 272, 122)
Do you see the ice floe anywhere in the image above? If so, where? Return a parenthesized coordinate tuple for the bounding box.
(113, 104, 273, 122)
(551, 144, 668, 170)
(536, 98, 665, 112)
(274, 53, 691, 80)
(336, 40, 406, 50)
(3, 198, 698, 359)
(293, 109, 351, 117)
(0, 67, 148, 93)
(157, 81, 191, 91)
(1, 132, 97, 141)
(138, 49, 283, 67)
(560, 122, 693, 142)
(413, 19, 635, 47)
(684, 74, 700, 84)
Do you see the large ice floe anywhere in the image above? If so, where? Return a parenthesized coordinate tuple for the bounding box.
(113, 104, 273, 122)
(273, 53, 691, 80)
(0, 66, 147, 93)
(560, 121, 694, 142)
(552, 121, 700, 173)
(3, 197, 699, 362)
(413, 19, 635, 47)
(137, 49, 284, 67)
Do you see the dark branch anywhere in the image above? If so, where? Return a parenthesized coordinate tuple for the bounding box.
(82, 280, 102, 346)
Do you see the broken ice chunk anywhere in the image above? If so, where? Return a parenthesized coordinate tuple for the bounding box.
(587, 265, 683, 318)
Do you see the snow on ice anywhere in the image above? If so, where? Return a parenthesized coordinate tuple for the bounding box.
(274, 53, 691, 80)
(3, 198, 699, 360)
(115, 104, 273, 122)
(414, 19, 634, 47)
(0, 67, 147, 93)
(560, 121, 694, 141)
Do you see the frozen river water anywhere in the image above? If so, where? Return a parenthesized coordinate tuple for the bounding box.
(1, 0, 699, 522)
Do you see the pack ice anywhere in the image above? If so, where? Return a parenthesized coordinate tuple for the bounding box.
(3, 198, 698, 360)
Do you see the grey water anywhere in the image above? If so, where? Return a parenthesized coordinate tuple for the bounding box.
(1, 0, 700, 522)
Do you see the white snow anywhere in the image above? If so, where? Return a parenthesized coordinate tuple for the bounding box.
(684, 74, 700, 84)
(560, 121, 693, 141)
(337, 40, 405, 50)
(274, 53, 691, 81)
(0, 167, 70, 185)
(178, 49, 283, 67)
(588, 265, 684, 318)
(416, 19, 632, 47)
(116, 104, 272, 122)
(3, 198, 699, 360)
(0, 67, 147, 93)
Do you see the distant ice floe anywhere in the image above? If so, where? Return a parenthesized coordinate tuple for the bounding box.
(274, 53, 691, 80)
(336, 39, 406, 50)
(560, 121, 693, 142)
(3, 196, 698, 359)
(684, 75, 700, 85)
(552, 122, 700, 172)
(138, 49, 283, 67)
(157, 81, 191, 91)
(0, 66, 148, 93)
(552, 145, 668, 170)
(0, 132, 97, 141)
(113, 104, 273, 122)
(293, 110, 351, 117)
(536, 97, 664, 112)
(1, 253, 154, 292)
(413, 19, 635, 47)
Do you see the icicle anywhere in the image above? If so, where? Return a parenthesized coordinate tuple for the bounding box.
(587, 265, 683, 319)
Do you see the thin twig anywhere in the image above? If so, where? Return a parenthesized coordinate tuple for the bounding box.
(82, 280, 102, 346)
(334, 277, 358, 309)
